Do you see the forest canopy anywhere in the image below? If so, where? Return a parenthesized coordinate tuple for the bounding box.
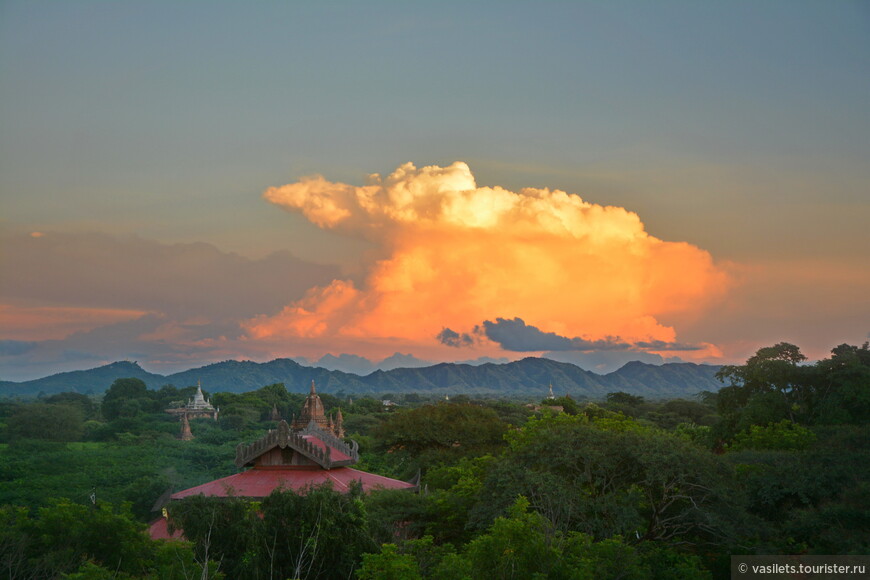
(0, 342, 867, 578)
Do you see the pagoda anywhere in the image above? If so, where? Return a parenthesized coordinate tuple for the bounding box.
(291, 380, 344, 438)
(165, 382, 219, 421)
(164, 382, 219, 440)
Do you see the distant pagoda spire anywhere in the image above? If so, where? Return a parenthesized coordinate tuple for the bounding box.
(166, 380, 218, 424)
(547, 383, 555, 400)
(291, 380, 345, 439)
(335, 408, 345, 438)
(180, 414, 193, 441)
(292, 380, 329, 433)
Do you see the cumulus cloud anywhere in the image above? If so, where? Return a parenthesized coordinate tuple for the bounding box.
(247, 162, 728, 359)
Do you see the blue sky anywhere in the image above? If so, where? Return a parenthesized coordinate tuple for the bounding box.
(1, 1, 868, 380)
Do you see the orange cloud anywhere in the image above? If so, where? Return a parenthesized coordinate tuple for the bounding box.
(247, 162, 729, 358)
(0, 304, 147, 341)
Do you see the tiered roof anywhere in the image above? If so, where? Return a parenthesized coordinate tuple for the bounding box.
(235, 419, 357, 470)
(164, 420, 414, 501)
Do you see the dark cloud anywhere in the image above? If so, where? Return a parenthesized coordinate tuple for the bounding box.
(480, 318, 631, 352)
(436, 327, 476, 348)
(634, 340, 704, 351)
(480, 317, 703, 354)
(0, 340, 37, 356)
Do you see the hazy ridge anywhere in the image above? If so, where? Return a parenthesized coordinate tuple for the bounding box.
(0, 357, 723, 399)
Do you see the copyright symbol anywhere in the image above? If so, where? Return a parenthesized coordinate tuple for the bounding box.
(738, 563, 748, 573)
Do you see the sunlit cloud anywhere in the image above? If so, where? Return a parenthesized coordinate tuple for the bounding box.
(0, 304, 148, 341)
(246, 162, 730, 359)
(0, 232, 342, 379)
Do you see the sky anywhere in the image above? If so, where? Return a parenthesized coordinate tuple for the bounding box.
(1, 1, 868, 381)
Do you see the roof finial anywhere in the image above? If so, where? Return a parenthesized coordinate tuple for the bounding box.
(310, 380, 317, 395)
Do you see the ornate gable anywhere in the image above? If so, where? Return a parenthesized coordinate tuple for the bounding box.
(234, 420, 359, 470)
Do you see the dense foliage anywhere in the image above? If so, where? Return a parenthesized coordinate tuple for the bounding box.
(0, 342, 867, 579)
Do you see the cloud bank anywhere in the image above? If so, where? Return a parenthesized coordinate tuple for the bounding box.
(246, 162, 728, 359)
(0, 232, 340, 379)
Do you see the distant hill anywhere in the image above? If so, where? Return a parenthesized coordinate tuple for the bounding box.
(0, 361, 165, 396)
(0, 357, 723, 399)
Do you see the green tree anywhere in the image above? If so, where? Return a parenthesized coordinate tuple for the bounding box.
(814, 343, 870, 424)
(606, 392, 646, 407)
(102, 378, 154, 420)
(366, 488, 432, 544)
(726, 424, 870, 551)
(0, 499, 214, 579)
(731, 419, 817, 452)
(351, 397, 386, 415)
(258, 483, 376, 580)
(716, 343, 813, 430)
(546, 395, 580, 415)
(460, 497, 709, 579)
(170, 483, 376, 580)
(6, 499, 151, 577)
(374, 403, 507, 476)
(357, 544, 422, 580)
(646, 399, 716, 430)
(44, 392, 98, 419)
(422, 456, 496, 545)
(464, 497, 560, 579)
(254, 382, 290, 405)
(6, 403, 84, 442)
(168, 494, 258, 579)
(474, 413, 736, 546)
(715, 342, 870, 440)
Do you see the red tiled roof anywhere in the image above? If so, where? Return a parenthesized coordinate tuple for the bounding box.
(171, 466, 414, 499)
(148, 516, 184, 541)
(302, 434, 353, 463)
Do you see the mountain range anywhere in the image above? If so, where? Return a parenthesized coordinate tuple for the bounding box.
(0, 357, 724, 399)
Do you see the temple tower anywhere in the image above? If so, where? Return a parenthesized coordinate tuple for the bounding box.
(165, 381, 219, 441)
(292, 381, 330, 431)
(291, 381, 343, 438)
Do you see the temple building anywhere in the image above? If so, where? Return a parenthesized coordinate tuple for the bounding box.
(165, 382, 219, 421)
(291, 381, 344, 438)
(165, 382, 219, 440)
(149, 382, 415, 540)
